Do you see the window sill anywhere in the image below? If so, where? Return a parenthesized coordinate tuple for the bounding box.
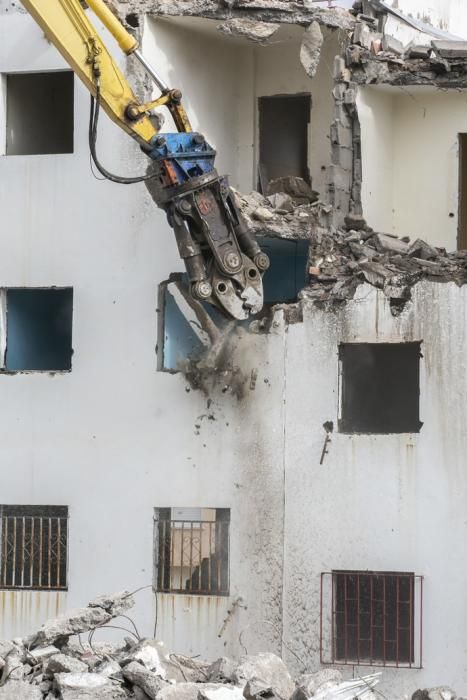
(0, 369, 72, 375)
(156, 590, 230, 598)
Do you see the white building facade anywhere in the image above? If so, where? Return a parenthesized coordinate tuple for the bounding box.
(1, 1, 467, 698)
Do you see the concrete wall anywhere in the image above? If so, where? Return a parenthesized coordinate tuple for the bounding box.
(357, 87, 395, 235)
(281, 280, 467, 699)
(359, 85, 467, 250)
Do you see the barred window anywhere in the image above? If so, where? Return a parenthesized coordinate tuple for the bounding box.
(320, 571, 423, 668)
(154, 508, 229, 595)
(0, 506, 68, 591)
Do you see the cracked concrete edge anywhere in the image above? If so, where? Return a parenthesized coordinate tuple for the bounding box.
(114, 1, 355, 31)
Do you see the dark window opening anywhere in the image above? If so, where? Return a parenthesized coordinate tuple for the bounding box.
(258, 94, 311, 189)
(334, 571, 415, 665)
(155, 507, 229, 595)
(339, 342, 422, 434)
(6, 72, 74, 155)
(458, 134, 467, 249)
(5, 288, 73, 371)
(257, 236, 308, 304)
(0, 505, 68, 591)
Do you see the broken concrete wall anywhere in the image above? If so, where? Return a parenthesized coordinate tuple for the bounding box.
(358, 85, 467, 249)
(152, 275, 467, 699)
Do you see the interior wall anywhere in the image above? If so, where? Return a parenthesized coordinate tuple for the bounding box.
(359, 87, 467, 250)
(358, 87, 395, 234)
(392, 90, 467, 250)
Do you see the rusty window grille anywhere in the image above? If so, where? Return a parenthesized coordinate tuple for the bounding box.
(154, 508, 229, 595)
(0, 506, 68, 591)
(320, 571, 423, 668)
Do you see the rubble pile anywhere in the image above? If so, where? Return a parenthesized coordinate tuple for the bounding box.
(233, 176, 322, 240)
(0, 591, 465, 700)
(0, 591, 384, 700)
(234, 179, 467, 312)
(349, 2, 467, 87)
(302, 224, 467, 309)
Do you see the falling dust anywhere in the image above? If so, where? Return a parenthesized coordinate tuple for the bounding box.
(180, 320, 252, 399)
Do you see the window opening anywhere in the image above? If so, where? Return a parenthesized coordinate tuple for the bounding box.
(257, 236, 308, 304)
(157, 276, 229, 373)
(4, 288, 73, 372)
(5, 71, 74, 156)
(258, 94, 311, 189)
(320, 571, 423, 668)
(154, 508, 230, 595)
(339, 342, 422, 434)
(0, 505, 68, 591)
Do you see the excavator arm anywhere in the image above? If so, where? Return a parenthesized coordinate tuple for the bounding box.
(21, 0, 270, 320)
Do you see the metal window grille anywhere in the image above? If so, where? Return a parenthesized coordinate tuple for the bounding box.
(320, 571, 423, 668)
(0, 506, 68, 591)
(155, 510, 229, 595)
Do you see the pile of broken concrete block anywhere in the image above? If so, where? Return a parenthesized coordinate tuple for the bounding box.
(235, 176, 467, 312)
(302, 220, 467, 310)
(0, 590, 383, 700)
(0, 591, 465, 700)
(233, 176, 322, 241)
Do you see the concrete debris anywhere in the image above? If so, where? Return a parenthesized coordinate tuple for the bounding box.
(294, 670, 342, 697)
(217, 18, 280, 42)
(243, 679, 280, 700)
(253, 207, 276, 222)
(46, 654, 88, 675)
(313, 674, 380, 700)
(54, 672, 128, 699)
(266, 177, 317, 205)
(0, 682, 42, 700)
(0, 592, 385, 700)
(200, 687, 245, 700)
(266, 193, 295, 213)
(431, 41, 467, 59)
(347, 17, 467, 88)
(300, 21, 323, 78)
(232, 653, 295, 700)
(303, 223, 467, 312)
(232, 188, 321, 240)
(25, 591, 134, 649)
(412, 690, 457, 700)
(121, 661, 166, 698)
(208, 657, 237, 683)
